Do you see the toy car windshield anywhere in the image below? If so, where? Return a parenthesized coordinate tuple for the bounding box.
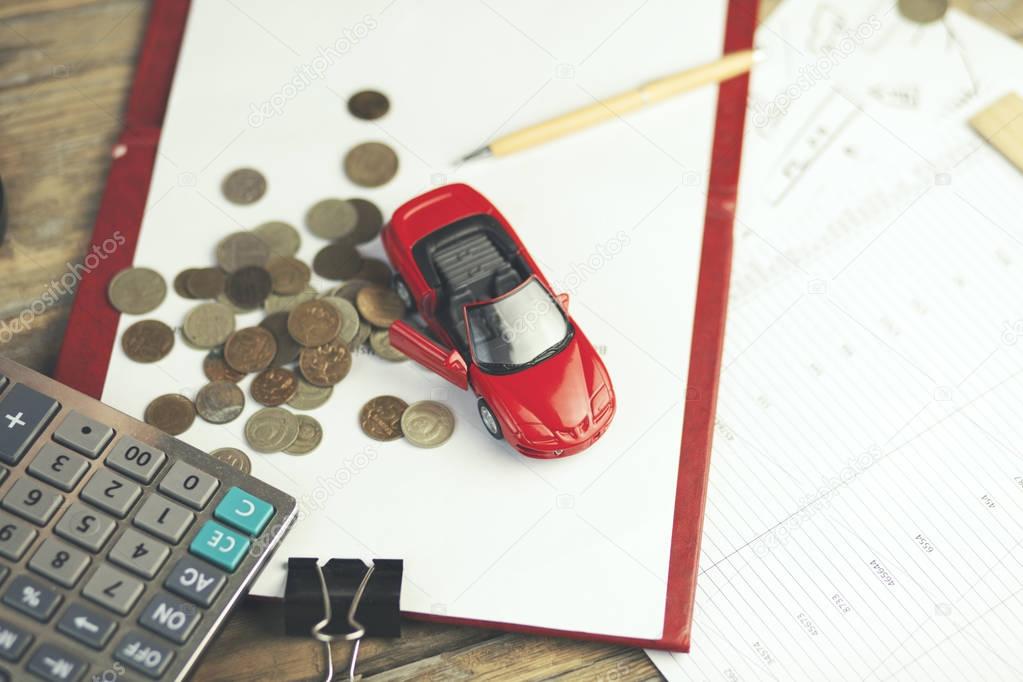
(466, 278, 574, 372)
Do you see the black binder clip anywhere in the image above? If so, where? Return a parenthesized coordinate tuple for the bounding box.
(284, 558, 403, 681)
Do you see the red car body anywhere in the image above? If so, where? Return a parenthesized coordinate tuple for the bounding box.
(383, 183, 615, 458)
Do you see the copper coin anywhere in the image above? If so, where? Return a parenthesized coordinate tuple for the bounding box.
(288, 300, 342, 347)
(266, 257, 311, 295)
(253, 221, 301, 257)
(356, 286, 404, 327)
(195, 381, 246, 424)
(216, 232, 270, 273)
(283, 415, 323, 455)
(174, 269, 199, 299)
(343, 142, 399, 188)
(898, 0, 948, 23)
(347, 90, 390, 120)
(353, 257, 392, 287)
(221, 167, 267, 205)
(259, 312, 302, 367)
(186, 267, 227, 299)
(251, 367, 299, 407)
(144, 394, 196, 436)
(204, 349, 245, 382)
(108, 267, 167, 315)
(224, 326, 278, 374)
(210, 447, 252, 475)
(298, 341, 352, 387)
(225, 266, 272, 309)
(349, 198, 384, 244)
(121, 320, 175, 363)
(306, 198, 358, 240)
(312, 242, 363, 280)
(359, 395, 408, 441)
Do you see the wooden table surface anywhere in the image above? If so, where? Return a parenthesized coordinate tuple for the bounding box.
(1, 1, 1021, 679)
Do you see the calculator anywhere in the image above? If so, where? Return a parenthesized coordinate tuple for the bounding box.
(0, 357, 297, 681)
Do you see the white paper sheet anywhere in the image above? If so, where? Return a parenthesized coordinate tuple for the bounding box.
(102, 0, 729, 639)
(650, 0, 1023, 677)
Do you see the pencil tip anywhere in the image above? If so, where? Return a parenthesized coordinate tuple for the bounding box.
(460, 146, 492, 163)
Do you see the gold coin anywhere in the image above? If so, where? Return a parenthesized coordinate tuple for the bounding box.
(186, 267, 227, 299)
(195, 381, 246, 424)
(144, 394, 196, 436)
(401, 401, 455, 448)
(182, 302, 236, 349)
(245, 407, 300, 453)
(253, 221, 301, 257)
(369, 328, 407, 362)
(283, 415, 323, 455)
(288, 300, 342, 347)
(121, 320, 175, 363)
(347, 90, 390, 121)
(221, 167, 267, 205)
(306, 198, 358, 240)
(216, 232, 270, 273)
(251, 367, 299, 407)
(287, 379, 333, 411)
(108, 267, 167, 315)
(210, 447, 252, 475)
(897, 0, 947, 23)
(343, 142, 399, 188)
(312, 242, 363, 280)
(359, 395, 408, 441)
(266, 257, 311, 295)
(224, 326, 277, 374)
(356, 286, 404, 327)
(298, 341, 352, 387)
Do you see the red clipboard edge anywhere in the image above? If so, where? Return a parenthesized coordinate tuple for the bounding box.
(54, 0, 758, 652)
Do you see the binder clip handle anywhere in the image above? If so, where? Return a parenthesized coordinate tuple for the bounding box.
(311, 560, 375, 682)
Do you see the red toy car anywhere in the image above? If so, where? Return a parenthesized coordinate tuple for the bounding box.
(383, 183, 616, 458)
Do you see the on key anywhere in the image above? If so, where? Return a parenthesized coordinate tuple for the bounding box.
(0, 385, 59, 466)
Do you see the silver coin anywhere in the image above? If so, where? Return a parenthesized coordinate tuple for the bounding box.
(182, 302, 236, 348)
(210, 447, 252, 475)
(370, 328, 407, 362)
(216, 231, 270, 272)
(108, 267, 167, 315)
(283, 415, 323, 455)
(265, 286, 318, 314)
(306, 198, 358, 240)
(253, 221, 301, 257)
(195, 381, 246, 424)
(287, 378, 333, 411)
(321, 297, 361, 345)
(401, 401, 455, 448)
(350, 320, 372, 351)
(244, 407, 301, 453)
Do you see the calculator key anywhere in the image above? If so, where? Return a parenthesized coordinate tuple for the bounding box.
(80, 469, 141, 518)
(214, 487, 275, 536)
(0, 510, 37, 560)
(2, 575, 61, 622)
(158, 461, 219, 510)
(82, 565, 144, 616)
(164, 556, 226, 607)
(0, 479, 62, 526)
(27, 643, 86, 682)
(105, 436, 166, 483)
(109, 528, 170, 579)
(114, 631, 174, 679)
(0, 375, 6, 392)
(52, 411, 114, 459)
(57, 603, 117, 650)
(189, 520, 249, 572)
(28, 538, 90, 589)
(0, 567, 7, 585)
(133, 495, 194, 544)
(139, 592, 202, 645)
(0, 617, 32, 662)
(28, 443, 90, 492)
(0, 468, 7, 486)
(0, 384, 59, 465)
(53, 503, 116, 553)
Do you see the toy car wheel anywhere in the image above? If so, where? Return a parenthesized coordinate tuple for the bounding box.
(393, 275, 414, 312)
(478, 399, 503, 440)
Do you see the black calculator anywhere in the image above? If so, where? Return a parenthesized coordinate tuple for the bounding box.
(0, 357, 296, 681)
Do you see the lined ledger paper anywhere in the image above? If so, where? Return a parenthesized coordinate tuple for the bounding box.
(651, 1, 1023, 679)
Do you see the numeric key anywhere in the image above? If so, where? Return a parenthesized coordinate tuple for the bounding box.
(133, 495, 194, 544)
(28, 442, 90, 492)
(0, 510, 37, 560)
(54, 503, 116, 553)
(105, 436, 166, 483)
(28, 538, 90, 588)
(0, 478, 62, 526)
(82, 564, 144, 616)
(80, 469, 141, 518)
(158, 461, 219, 509)
(109, 528, 170, 579)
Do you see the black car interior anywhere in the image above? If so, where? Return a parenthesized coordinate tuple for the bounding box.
(412, 214, 532, 351)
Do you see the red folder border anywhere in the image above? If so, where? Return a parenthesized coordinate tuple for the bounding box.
(55, 0, 757, 651)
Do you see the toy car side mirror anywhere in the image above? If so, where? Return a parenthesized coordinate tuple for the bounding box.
(389, 320, 469, 390)
(557, 292, 569, 311)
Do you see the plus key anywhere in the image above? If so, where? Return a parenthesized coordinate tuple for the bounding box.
(0, 385, 59, 465)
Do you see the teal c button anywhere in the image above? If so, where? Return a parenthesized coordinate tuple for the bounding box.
(214, 487, 275, 536)
(189, 520, 250, 572)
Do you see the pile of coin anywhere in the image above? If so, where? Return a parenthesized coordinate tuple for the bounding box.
(107, 90, 457, 467)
